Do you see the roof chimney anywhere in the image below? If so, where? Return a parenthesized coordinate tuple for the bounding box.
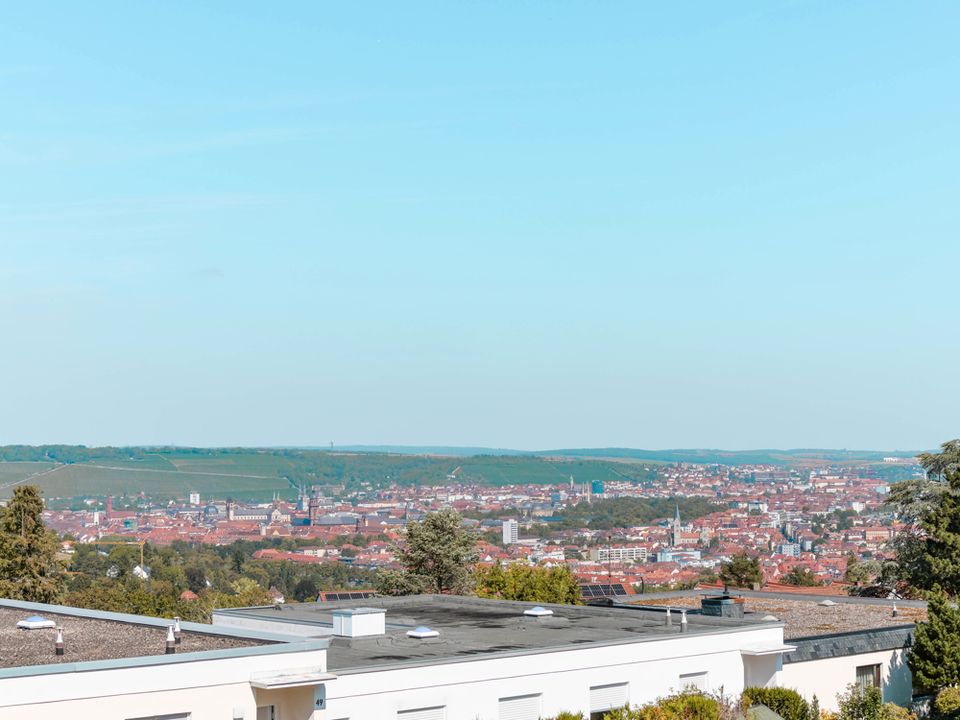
(55, 626, 64, 656)
(680, 609, 688, 632)
(165, 625, 176, 654)
(332, 608, 386, 638)
(173, 616, 182, 644)
(665, 608, 672, 626)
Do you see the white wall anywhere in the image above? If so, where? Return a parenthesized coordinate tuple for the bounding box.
(324, 626, 785, 720)
(780, 649, 912, 712)
(0, 648, 327, 720)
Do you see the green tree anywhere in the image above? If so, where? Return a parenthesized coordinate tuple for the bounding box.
(719, 553, 763, 589)
(0, 485, 65, 603)
(782, 567, 822, 587)
(887, 440, 960, 596)
(376, 509, 479, 595)
(909, 588, 960, 695)
(293, 577, 319, 602)
(475, 562, 581, 604)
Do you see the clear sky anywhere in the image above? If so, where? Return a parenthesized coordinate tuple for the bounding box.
(1, 2, 957, 451)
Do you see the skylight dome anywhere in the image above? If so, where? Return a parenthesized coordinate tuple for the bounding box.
(406, 626, 440, 639)
(523, 606, 554, 617)
(17, 616, 57, 630)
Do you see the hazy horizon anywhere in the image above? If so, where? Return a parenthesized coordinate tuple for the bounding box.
(2, 3, 958, 450)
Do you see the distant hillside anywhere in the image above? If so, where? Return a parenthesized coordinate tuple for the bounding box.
(0, 445, 658, 501)
(0, 444, 922, 502)
(542, 447, 922, 465)
(331, 445, 922, 466)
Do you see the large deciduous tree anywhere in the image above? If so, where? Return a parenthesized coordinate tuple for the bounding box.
(0, 485, 65, 603)
(719, 553, 763, 589)
(475, 561, 581, 604)
(376, 509, 479, 595)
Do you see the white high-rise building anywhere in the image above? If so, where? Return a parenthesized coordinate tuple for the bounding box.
(502, 519, 519, 545)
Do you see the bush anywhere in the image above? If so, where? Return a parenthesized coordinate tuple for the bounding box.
(543, 714, 585, 720)
(742, 687, 811, 720)
(934, 687, 960, 720)
(881, 704, 916, 720)
(834, 686, 911, 720)
(836, 686, 883, 720)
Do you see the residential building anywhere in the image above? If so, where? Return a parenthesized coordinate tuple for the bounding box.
(215, 595, 792, 720)
(0, 599, 329, 720)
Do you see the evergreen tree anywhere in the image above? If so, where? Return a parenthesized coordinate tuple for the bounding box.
(719, 553, 763, 589)
(909, 588, 960, 695)
(887, 439, 960, 596)
(0, 485, 65, 603)
(377, 509, 479, 595)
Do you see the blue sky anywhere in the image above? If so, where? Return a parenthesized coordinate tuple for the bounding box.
(1, 2, 958, 450)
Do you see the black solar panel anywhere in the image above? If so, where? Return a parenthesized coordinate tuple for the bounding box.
(318, 590, 375, 602)
(578, 583, 627, 598)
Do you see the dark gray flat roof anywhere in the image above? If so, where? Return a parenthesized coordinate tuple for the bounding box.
(216, 595, 778, 673)
(0, 599, 328, 676)
(626, 591, 925, 640)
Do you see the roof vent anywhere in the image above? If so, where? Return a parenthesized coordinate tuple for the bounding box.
(761, 615, 779, 622)
(818, 600, 837, 607)
(332, 608, 386, 638)
(524, 606, 554, 617)
(406, 626, 439, 639)
(17, 616, 56, 630)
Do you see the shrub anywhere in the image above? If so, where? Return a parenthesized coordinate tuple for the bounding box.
(934, 687, 960, 720)
(742, 687, 811, 720)
(543, 714, 586, 720)
(654, 690, 722, 720)
(836, 685, 885, 720)
(880, 704, 916, 720)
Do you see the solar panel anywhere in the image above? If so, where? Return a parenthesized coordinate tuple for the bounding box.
(578, 583, 627, 598)
(317, 590, 376, 602)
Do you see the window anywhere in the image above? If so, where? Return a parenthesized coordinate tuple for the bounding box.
(680, 672, 709, 691)
(856, 664, 881, 691)
(256, 707, 275, 720)
(499, 694, 542, 720)
(590, 683, 629, 720)
(397, 707, 445, 720)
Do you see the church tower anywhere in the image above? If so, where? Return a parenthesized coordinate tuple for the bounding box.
(671, 504, 682, 547)
(308, 488, 320, 526)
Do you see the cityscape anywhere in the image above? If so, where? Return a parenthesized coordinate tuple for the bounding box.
(2, 1, 959, 719)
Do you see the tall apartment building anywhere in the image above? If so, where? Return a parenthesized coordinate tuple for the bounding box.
(502, 518, 519, 545)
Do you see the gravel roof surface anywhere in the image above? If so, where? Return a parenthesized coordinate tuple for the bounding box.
(0, 608, 268, 668)
(635, 595, 926, 639)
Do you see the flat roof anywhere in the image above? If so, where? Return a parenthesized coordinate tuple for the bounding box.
(216, 594, 779, 672)
(627, 591, 926, 640)
(0, 606, 268, 669)
(0, 599, 328, 676)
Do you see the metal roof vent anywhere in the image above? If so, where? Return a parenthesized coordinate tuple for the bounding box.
(524, 606, 554, 617)
(17, 615, 56, 630)
(761, 615, 779, 622)
(406, 626, 439, 639)
(818, 600, 837, 607)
